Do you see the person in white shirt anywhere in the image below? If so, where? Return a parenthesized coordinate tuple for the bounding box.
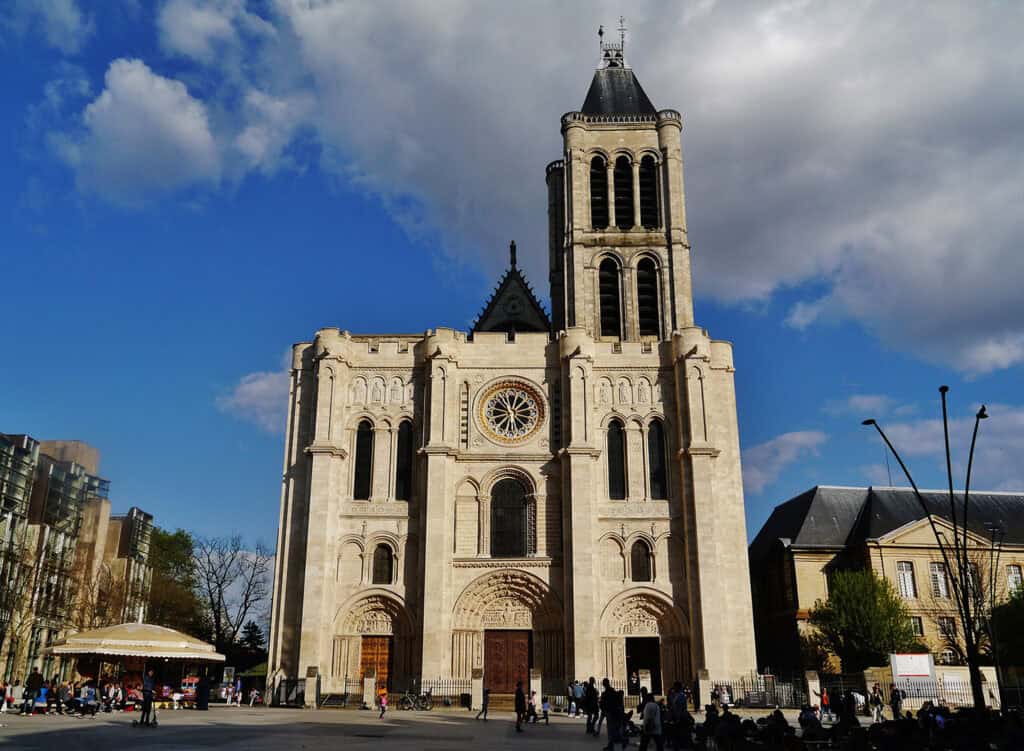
(639, 698, 664, 751)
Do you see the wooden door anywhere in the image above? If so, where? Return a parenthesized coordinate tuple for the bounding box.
(484, 630, 530, 693)
(360, 636, 393, 690)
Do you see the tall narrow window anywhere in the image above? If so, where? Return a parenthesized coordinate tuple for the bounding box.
(371, 544, 393, 584)
(639, 155, 659, 228)
(636, 258, 660, 337)
(353, 420, 374, 500)
(631, 540, 653, 582)
(930, 562, 949, 599)
(607, 420, 626, 500)
(490, 478, 528, 558)
(394, 421, 413, 500)
(896, 561, 917, 599)
(613, 156, 634, 229)
(590, 156, 609, 229)
(599, 258, 622, 338)
(1008, 564, 1023, 594)
(647, 419, 668, 499)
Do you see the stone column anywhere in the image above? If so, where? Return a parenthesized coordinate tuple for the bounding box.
(371, 424, 391, 501)
(625, 421, 644, 501)
(632, 160, 641, 230)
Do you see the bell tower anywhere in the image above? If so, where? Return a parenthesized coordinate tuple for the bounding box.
(547, 21, 693, 341)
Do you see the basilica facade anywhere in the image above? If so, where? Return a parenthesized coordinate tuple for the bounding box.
(268, 41, 756, 699)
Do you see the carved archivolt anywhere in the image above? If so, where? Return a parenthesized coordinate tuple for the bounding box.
(452, 570, 561, 631)
(337, 591, 411, 636)
(600, 589, 686, 638)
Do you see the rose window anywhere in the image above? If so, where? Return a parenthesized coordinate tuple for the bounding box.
(478, 381, 545, 444)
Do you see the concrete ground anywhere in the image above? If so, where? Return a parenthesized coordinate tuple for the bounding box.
(0, 704, 802, 749)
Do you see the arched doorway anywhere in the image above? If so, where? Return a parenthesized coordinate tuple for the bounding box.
(451, 570, 563, 692)
(600, 589, 689, 695)
(331, 591, 414, 692)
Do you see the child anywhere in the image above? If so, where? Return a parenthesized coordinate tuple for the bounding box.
(527, 691, 538, 723)
(541, 696, 551, 725)
(378, 690, 387, 719)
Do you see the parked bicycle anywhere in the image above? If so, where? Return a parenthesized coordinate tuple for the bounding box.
(398, 687, 433, 711)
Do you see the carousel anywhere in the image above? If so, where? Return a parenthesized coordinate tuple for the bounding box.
(47, 622, 225, 711)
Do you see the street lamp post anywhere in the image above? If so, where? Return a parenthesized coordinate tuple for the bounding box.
(862, 386, 990, 712)
(985, 522, 1005, 698)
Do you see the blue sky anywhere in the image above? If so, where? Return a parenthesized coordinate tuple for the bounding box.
(1, 2, 1022, 548)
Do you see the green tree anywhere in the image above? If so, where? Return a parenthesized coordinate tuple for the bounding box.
(992, 587, 1024, 668)
(147, 527, 209, 639)
(808, 569, 925, 672)
(240, 620, 266, 651)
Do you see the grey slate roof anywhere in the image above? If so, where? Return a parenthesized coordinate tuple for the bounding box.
(581, 67, 657, 115)
(749, 486, 1024, 564)
(471, 252, 550, 335)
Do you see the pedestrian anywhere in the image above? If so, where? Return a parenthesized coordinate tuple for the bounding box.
(514, 680, 526, 733)
(140, 669, 156, 726)
(870, 684, 883, 723)
(0, 680, 7, 714)
(249, 687, 260, 707)
(541, 696, 550, 724)
(476, 687, 490, 720)
(378, 690, 387, 719)
(889, 683, 903, 720)
(639, 693, 665, 751)
(235, 676, 244, 707)
(573, 679, 584, 716)
(21, 668, 43, 715)
(527, 690, 539, 723)
(600, 678, 623, 751)
(585, 677, 600, 734)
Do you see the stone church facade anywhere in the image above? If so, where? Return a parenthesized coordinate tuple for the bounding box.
(268, 39, 756, 698)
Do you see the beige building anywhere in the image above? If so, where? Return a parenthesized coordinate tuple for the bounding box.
(749, 486, 1024, 674)
(268, 40, 756, 698)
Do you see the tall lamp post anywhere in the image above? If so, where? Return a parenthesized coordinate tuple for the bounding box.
(985, 522, 1005, 696)
(862, 386, 989, 711)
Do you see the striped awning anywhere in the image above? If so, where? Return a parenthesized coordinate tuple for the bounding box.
(47, 622, 225, 662)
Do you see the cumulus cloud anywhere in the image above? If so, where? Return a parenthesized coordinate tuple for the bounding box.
(41, 2, 1024, 374)
(823, 394, 903, 418)
(58, 59, 220, 204)
(216, 370, 289, 433)
(742, 430, 828, 495)
(8, 0, 94, 54)
(871, 403, 1024, 492)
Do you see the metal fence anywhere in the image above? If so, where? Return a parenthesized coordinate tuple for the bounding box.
(884, 678, 976, 708)
(420, 677, 472, 705)
(706, 675, 807, 709)
(272, 679, 305, 707)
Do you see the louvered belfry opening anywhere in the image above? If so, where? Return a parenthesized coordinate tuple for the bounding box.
(599, 258, 622, 338)
(394, 420, 413, 500)
(613, 155, 634, 229)
(636, 257, 660, 337)
(607, 420, 627, 500)
(353, 420, 374, 500)
(639, 155, 659, 228)
(590, 156, 609, 229)
(647, 418, 668, 499)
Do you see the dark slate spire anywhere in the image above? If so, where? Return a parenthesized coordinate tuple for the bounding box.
(581, 17, 657, 116)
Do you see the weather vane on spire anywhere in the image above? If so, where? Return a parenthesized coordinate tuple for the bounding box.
(598, 17, 628, 69)
(619, 15, 627, 49)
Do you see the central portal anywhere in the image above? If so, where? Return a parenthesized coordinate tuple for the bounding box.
(484, 630, 531, 693)
(361, 635, 393, 690)
(626, 636, 662, 695)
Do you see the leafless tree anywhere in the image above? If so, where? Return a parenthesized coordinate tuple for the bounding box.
(193, 535, 272, 652)
(926, 550, 995, 666)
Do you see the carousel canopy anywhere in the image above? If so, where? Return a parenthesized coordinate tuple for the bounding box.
(47, 622, 225, 662)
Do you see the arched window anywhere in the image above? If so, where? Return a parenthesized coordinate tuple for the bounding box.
(637, 258, 660, 337)
(371, 544, 393, 584)
(599, 258, 622, 338)
(490, 478, 529, 558)
(353, 420, 374, 500)
(639, 155, 659, 228)
(647, 419, 668, 499)
(631, 540, 653, 582)
(394, 421, 413, 500)
(590, 156, 609, 229)
(614, 156, 634, 230)
(607, 420, 627, 500)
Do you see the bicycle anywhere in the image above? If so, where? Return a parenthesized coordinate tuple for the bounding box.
(398, 687, 433, 711)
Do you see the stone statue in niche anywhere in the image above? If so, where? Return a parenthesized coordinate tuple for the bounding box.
(599, 381, 611, 405)
(638, 381, 650, 404)
(371, 381, 384, 403)
(618, 381, 630, 404)
(353, 380, 367, 403)
(389, 380, 402, 403)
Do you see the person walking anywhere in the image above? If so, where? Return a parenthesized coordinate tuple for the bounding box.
(475, 687, 490, 721)
(888, 683, 903, 720)
(869, 684, 883, 723)
(639, 694, 665, 751)
(514, 681, 526, 733)
(0, 680, 8, 714)
(527, 690, 539, 723)
(585, 677, 600, 735)
(378, 690, 387, 719)
(140, 669, 156, 726)
(21, 668, 43, 715)
(600, 678, 623, 751)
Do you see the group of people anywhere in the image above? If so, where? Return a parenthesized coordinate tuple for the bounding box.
(0, 666, 160, 725)
(222, 676, 261, 708)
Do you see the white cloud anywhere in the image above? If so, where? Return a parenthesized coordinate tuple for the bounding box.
(823, 394, 898, 418)
(158, 0, 238, 63)
(217, 370, 289, 433)
(870, 403, 1024, 492)
(742, 430, 828, 495)
(9, 0, 94, 54)
(59, 59, 220, 204)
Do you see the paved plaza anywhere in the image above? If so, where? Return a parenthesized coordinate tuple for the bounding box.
(0, 705, 772, 750)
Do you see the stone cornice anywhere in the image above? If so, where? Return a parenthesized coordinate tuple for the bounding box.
(305, 443, 348, 458)
(452, 557, 558, 569)
(558, 447, 602, 458)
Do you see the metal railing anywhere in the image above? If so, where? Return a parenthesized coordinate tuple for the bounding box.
(706, 675, 808, 709)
